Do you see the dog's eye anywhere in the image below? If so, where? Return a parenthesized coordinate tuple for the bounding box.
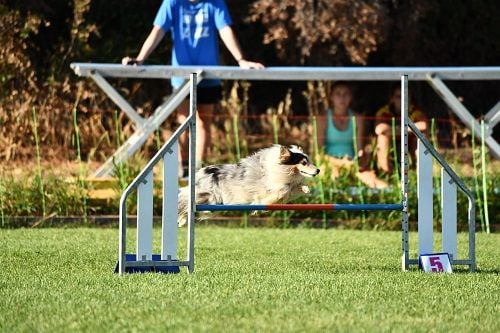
(301, 160, 308, 165)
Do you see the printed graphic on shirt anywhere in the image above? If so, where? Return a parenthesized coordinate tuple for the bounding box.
(181, 8, 209, 43)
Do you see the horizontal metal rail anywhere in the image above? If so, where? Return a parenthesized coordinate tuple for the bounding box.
(71, 63, 500, 81)
(196, 203, 403, 212)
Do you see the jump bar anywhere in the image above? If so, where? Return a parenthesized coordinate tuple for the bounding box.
(196, 203, 403, 212)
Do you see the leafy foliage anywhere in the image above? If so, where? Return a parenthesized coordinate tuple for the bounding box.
(0, 1, 103, 160)
(0, 0, 499, 161)
(248, 0, 387, 65)
(0, 175, 87, 217)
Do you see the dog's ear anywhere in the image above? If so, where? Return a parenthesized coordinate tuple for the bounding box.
(279, 145, 291, 162)
(289, 145, 303, 153)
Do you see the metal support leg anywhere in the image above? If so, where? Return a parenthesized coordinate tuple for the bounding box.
(484, 101, 500, 135)
(90, 72, 145, 126)
(93, 80, 194, 177)
(426, 74, 500, 158)
(401, 75, 410, 271)
(187, 73, 197, 274)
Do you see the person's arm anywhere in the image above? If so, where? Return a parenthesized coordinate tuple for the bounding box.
(414, 120, 427, 133)
(122, 26, 166, 65)
(355, 114, 365, 156)
(374, 107, 393, 136)
(412, 108, 428, 133)
(218, 26, 264, 69)
(355, 114, 370, 170)
(374, 121, 392, 136)
(315, 110, 327, 158)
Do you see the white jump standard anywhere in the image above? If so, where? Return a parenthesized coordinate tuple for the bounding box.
(115, 73, 198, 274)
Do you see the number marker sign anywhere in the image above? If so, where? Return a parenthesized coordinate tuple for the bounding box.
(419, 253, 453, 273)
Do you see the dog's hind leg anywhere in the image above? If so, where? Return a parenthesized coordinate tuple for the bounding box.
(177, 188, 189, 227)
(178, 190, 218, 227)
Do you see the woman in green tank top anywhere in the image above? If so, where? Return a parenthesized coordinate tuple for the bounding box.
(316, 81, 366, 162)
(315, 81, 388, 189)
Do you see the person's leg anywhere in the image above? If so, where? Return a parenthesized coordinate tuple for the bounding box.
(376, 133, 393, 173)
(177, 85, 221, 177)
(409, 120, 428, 167)
(408, 134, 418, 168)
(176, 100, 214, 171)
(324, 155, 353, 180)
(356, 170, 389, 189)
(195, 103, 214, 164)
(176, 99, 189, 168)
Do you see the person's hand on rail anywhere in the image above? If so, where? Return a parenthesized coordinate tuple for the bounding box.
(121, 57, 143, 66)
(237, 59, 264, 70)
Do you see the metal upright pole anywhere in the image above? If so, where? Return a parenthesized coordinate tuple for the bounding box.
(118, 196, 127, 275)
(187, 73, 197, 274)
(401, 75, 410, 271)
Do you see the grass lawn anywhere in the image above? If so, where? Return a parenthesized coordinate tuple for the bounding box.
(1, 227, 499, 332)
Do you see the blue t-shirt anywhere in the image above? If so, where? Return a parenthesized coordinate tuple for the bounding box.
(154, 0, 232, 88)
(324, 108, 355, 159)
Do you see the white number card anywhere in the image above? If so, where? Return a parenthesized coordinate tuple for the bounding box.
(419, 253, 453, 273)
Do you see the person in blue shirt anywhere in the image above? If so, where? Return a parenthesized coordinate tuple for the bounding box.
(316, 81, 387, 188)
(122, 0, 264, 175)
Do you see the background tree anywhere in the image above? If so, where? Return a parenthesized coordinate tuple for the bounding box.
(247, 0, 388, 65)
(0, 0, 498, 160)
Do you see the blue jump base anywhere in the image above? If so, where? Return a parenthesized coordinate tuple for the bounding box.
(114, 254, 180, 274)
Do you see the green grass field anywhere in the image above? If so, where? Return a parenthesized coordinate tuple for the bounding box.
(1, 227, 499, 332)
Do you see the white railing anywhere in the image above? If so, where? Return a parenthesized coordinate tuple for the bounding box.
(70, 64, 500, 176)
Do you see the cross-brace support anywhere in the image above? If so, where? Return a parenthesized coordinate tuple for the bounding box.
(426, 73, 500, 159)
(89, 71, 203, 177)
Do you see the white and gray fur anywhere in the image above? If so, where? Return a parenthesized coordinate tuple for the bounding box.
(178, 144, 320, 226)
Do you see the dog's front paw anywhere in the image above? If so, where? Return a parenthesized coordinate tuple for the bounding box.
(301, 185, 310, 194)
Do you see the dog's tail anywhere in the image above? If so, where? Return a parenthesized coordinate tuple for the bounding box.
(178, 186, 217, 227)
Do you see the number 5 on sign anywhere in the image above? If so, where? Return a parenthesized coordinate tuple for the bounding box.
(419, 253, 453, 273)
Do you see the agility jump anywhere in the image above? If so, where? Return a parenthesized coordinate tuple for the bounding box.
(113, 73, 476, 274)
(69, 65, 481, 274)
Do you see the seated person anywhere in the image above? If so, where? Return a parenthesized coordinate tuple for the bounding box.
(316, 81, 388, 188)
(375, 83, 428, 174)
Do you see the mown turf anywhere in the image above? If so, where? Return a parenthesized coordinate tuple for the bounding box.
(0, 227, 499, 332)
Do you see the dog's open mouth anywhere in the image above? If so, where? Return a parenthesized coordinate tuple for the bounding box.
(300, 169, 320, 177)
